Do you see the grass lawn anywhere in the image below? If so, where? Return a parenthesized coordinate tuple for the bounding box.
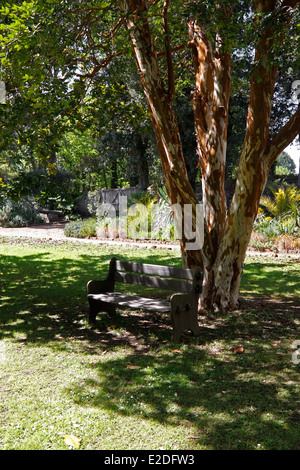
(0, 236, 299, 450)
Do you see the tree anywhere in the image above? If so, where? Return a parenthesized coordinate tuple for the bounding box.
(275, 151, 296, 174)
(120, 0, 300, 311)
(86, 56, 157, 189)
(1, 0, 300, 312)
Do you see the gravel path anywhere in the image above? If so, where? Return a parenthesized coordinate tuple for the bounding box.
(0, 222, 69, 240)
(0, 222, 180, 249)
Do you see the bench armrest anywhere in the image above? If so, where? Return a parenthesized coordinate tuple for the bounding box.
(87, 279, 114, 295)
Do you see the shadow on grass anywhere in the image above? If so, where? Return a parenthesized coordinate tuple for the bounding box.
(0, 240, 299, 449)
(241, 258, 300, 298)
(68, 317, 299, 449)
(0, 241, 181, 345)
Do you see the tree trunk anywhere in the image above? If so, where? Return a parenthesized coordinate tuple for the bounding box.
(208, 155, 270, 311)
(123, 0, 202, 268)
(123, 0, 300, 312)
(111, 159, 118, 189)
(135, 133, 149, 190)
(188, 19, 230, 307)
(191, 0, 300, 311)
(189, 1, 275, 310)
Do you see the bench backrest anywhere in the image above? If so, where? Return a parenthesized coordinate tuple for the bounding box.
(109, 258, 202, 295)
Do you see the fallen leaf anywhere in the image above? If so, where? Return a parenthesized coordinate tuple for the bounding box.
(171, 349, 183, 354)
(233, 346, 244, 354)
(63, 434, 81, 448)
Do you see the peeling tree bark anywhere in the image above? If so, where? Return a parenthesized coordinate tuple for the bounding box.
(123, 0, 202, 268)
(188, 17, 231, 308)
(199, 0, 300, 311)
(121, 0, 300, 312)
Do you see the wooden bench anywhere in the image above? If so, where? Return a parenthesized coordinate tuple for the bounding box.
(87, 257, 202, 342)
(37, 209, 64, 222)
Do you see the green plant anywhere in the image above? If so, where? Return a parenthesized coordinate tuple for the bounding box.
(127, 190, 156, 209)
(127, 198, 156, 239)
(3, 170, 77, 214)
(150, 187, 176, 240)
(0, 196, 46, 227)
(76, 188, 178, 241)
(260, 185, 300, 225)
(253, 215, 284, 239)
(249, 231, 274, 251)
(127, 189, 178, 240)
(64, 218, 97, 238)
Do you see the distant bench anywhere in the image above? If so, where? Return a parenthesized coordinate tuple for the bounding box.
(87, 257, 202, 342)
(37, 209, 64, 223)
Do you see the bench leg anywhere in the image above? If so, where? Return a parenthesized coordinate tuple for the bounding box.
(88, 298, 99, 324)
(170, 294, 200, 342)
(106, 303, 117, 318)
(88, 298, 117, 324)
(171, 309, 200, 342)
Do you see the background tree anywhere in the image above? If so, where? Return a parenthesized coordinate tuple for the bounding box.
(275, 150, 297, 174)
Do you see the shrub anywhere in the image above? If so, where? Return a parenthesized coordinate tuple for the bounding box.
(92, 187, 179, 241)
(274, 234, 300, 251)
(4, 169, 77, 214)
(249, 231, 271, 251)
(0, 197, 46, 227)
(254, 212, 300, 240)
(64, 218, 97, 238)
(127, 190, 156, 208)
(94, 190, 160, 240)
(96, 215, 120, 238)
(260, 185, 300, 223)
(253, 215, 283, 239)
(151, 187, 177, 240)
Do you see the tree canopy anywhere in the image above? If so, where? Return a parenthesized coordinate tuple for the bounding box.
(0, 2, 299, 168)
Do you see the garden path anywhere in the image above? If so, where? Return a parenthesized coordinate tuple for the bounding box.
(0, 222, 180, 250)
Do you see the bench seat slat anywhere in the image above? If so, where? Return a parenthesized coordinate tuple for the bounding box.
(88, 292, 171, 312)
(115, 260, 195, 280)
(114, 271, 193, 293)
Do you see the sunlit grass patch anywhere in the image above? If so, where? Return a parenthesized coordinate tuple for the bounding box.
(0, 238, 299, 450)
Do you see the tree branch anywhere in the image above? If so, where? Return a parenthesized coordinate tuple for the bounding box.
(264, 107, 300, 167)
(75, 51, 124, 79)
(162, 0, 175, 101)
(104, 17, 126, 40)
(188, 20, 215, 165)
(242, 1, 278, 153)
(157, 43, 186, 58)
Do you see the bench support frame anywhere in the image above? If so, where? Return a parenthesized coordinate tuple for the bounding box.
(87, 258, 202, 342)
